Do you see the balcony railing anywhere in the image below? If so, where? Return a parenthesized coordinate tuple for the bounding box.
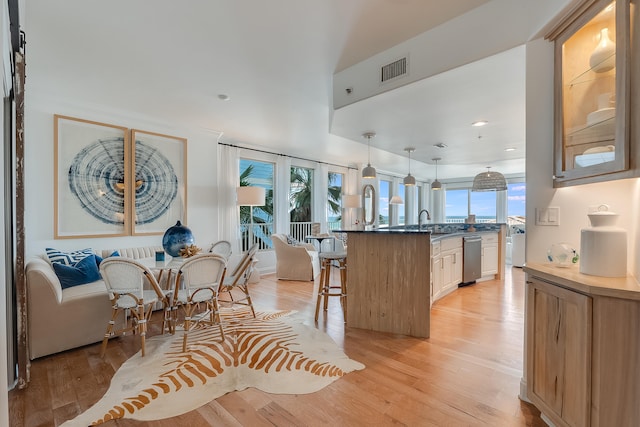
(238, 220, 346, 252)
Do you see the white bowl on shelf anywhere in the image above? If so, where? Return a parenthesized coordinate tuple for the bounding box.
(586, 107, 615, 126)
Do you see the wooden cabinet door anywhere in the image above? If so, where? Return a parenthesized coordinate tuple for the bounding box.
(527, 278, 592, 427)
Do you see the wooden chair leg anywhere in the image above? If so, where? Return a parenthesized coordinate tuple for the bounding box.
(315, 259, 328, 321)
(212, 298, 225, 341)
(340, 259, 347, 323)
(137, 303, 147, 357)
(182, 304, 192, 352)
(322, 260, 331, 312)
(100, 307, 120, 358)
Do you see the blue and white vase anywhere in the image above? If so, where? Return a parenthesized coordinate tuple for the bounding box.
(162, 221, 195, 257)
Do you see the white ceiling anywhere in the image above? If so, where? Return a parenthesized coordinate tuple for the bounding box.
(24, 0, 539, 181)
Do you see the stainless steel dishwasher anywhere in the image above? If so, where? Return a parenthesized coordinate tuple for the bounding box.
(462, 235, 482, 285)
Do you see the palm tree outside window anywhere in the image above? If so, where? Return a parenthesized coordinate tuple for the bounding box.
(239, 159, 274, 250)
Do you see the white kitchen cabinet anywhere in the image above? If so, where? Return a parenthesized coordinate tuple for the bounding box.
(481, 233, 498, 277)
(432, 237, 462, 302)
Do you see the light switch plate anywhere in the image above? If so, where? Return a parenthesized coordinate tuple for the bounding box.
(536, 207, 560, 226)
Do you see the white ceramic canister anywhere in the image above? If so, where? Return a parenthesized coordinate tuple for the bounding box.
(579, 206, 627, 277)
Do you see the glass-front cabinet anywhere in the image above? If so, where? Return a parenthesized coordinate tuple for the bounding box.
(549, 0, 631, 186)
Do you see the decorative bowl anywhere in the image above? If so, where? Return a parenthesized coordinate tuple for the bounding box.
(547, 243, 579, 268)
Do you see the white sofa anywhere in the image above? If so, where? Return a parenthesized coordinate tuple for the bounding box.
(25, 246, 164, 359)
(271, 234, 320, 281)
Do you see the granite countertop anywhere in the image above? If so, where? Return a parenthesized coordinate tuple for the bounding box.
(335, 228, 499, 241)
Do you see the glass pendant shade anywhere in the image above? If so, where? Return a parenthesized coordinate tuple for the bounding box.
(362, 131, 377, 178)
(472, 167, 507, 191)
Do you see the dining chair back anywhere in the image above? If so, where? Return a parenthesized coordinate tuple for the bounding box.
(219, 243, 259, 317)
(173, 253, 227, 351)
(210, 240, 232, 260)
(99, 257, 172, 357)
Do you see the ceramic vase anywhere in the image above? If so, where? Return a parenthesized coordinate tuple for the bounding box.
(589, 27, 616, 73)
(162, 220, 195, 257)
(580, 208, 627, 277)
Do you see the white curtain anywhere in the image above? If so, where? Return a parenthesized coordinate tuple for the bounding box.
(314, 163, 329, 232)
(217, 145, 241, 254)
(275, 156, 291, 234)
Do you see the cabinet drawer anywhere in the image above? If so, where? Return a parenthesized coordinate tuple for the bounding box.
(440, 236, 462, 252)
(481, 233, 498, 244)
(431, 241, 441, 256)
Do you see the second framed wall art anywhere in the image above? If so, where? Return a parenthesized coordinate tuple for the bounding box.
(54, 114, 187, 238)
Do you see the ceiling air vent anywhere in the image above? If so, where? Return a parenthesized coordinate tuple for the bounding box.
(381, 56, 408, 83)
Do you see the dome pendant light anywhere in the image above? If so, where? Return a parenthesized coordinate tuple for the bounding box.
(472, 166, 507, 191)
(403, 147, 416, 186)
(362, 132, 377, 179)
(431, 157, 442, 190)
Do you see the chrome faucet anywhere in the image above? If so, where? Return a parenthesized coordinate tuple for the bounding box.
(418, 209, 431, 230)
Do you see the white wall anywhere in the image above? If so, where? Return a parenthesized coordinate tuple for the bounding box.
(525, 38, 640, 277)
(24, 96, 223, 261)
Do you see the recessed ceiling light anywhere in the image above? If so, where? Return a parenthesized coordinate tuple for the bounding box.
(471, 120, 488, 127)
(505, 147, 516, 152)
(217, 94, 230, 101)
(433, 142, 447, 149)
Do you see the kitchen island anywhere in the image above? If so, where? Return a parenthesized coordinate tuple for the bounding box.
(341, 224, 506, 338)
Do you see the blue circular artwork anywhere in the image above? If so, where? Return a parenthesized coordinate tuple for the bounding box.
(68, 138, 178, 225)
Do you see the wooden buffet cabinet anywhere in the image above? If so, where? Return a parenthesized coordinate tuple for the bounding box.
(524, 262, 640, 427)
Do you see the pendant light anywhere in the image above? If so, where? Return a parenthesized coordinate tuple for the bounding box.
(403, 147, 416, 186)
(472, 166, 507, 191)
(431, 157, 442, 190)
(362, 132, 377, 179)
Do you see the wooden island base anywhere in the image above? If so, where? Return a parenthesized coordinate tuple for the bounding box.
(344, 231, 431, 338)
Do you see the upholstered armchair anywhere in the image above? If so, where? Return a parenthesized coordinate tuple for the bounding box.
(271, 234, 320, 281)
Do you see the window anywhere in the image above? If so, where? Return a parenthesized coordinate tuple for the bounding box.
(507, 182, 526, 226)
(239, 158, 274, 250)
(445, 189, 468, 223)
(289, 166, 313, 240)
(470, 191, 496, 223)
(379, 180, 390, 225)
(445, 188, 497, 223)
(327, 172, 343, 231)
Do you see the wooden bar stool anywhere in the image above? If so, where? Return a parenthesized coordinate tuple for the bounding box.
(315, 251, 347, 322)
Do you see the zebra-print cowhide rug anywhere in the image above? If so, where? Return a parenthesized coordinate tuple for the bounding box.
(62, 308, 364, 426)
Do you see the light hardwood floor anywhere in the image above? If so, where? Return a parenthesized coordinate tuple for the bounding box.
(9, 266, 545, 426)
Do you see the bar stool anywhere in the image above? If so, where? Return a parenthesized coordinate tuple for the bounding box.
(315, 251, 347, 322)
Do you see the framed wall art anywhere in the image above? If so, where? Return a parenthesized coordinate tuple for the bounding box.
(130, 129, 187, 235)
(54, 115, 131, 238)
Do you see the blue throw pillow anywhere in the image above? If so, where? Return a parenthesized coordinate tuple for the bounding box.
(94, 250, 120, 267)
(53, 254, 101, 289)
(46, 247, 94, 266)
